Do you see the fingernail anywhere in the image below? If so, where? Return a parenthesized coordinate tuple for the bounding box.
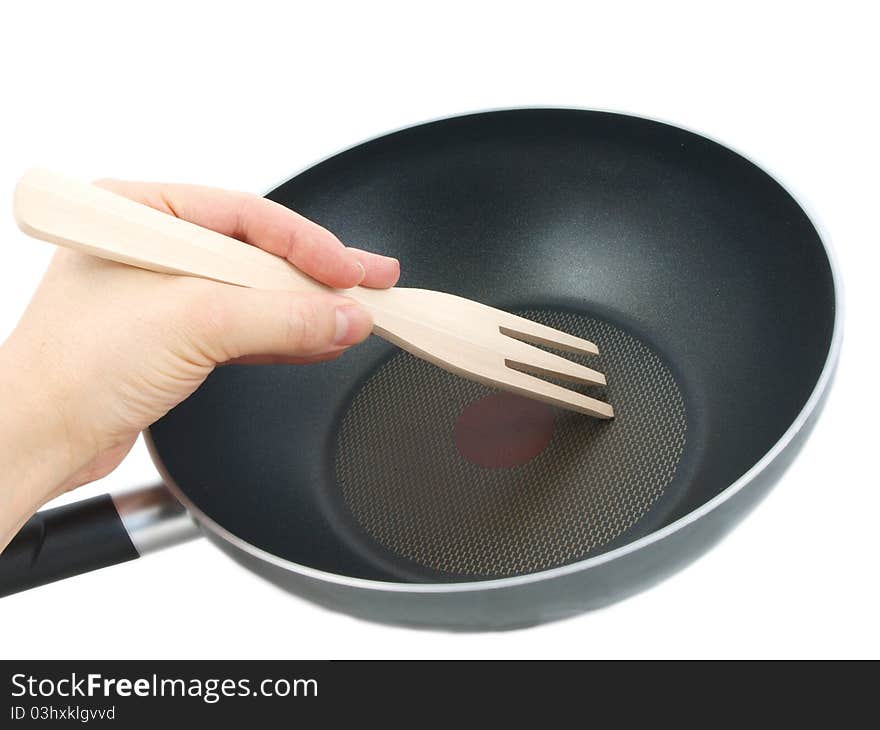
(345, 249, 366, 286)
(334, 304, 372, 345)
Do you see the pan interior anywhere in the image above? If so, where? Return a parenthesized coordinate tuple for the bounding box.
(333, 310, 689, 579)
(148, 109, 836, 585)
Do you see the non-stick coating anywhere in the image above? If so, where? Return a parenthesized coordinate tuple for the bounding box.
(148, 110, 835, 582)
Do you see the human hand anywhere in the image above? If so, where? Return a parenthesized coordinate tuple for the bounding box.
(0, 180, 399, 546)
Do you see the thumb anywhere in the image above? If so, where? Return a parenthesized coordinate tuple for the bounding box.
(184, 283, 373, 364)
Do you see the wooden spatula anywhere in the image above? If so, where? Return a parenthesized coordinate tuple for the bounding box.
(13, 169, 613, 418)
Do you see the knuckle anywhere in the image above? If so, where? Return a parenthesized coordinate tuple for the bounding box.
(235, 194, 262, 234)
(283, 225, 309, 262)
(191, 285, 228, 333)
(181, 282, 233, 359)
(285, 296, 328, 352)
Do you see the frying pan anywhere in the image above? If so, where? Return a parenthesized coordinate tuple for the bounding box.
(0, 109, 840, 629)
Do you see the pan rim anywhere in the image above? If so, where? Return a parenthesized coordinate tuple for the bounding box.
(147, 106, 844, 595)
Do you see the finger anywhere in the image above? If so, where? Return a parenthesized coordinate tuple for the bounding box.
(94, 179, 386, 289)
(184, 283, 373, 364)
(347, 248, 401, 288)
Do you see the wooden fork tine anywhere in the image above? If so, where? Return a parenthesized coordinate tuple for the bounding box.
(497, 313, 600, 355)
(496, 366, 614, 419)
(503, 337, 607, 386)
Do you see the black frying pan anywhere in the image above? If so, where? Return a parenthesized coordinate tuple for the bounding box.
(0, 109, 840, 629)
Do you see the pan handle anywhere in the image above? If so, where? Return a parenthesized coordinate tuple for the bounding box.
(0, 484, 199, 597)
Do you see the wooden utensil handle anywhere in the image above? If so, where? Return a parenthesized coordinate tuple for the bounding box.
(12, 168, 330, 295)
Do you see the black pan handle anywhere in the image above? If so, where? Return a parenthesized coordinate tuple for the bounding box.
(0, 484, 199, 597)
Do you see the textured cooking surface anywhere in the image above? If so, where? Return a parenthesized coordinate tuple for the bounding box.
(334, 311, 687, 578)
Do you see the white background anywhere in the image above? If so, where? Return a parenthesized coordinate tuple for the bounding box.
(1, 1, 877, 659)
